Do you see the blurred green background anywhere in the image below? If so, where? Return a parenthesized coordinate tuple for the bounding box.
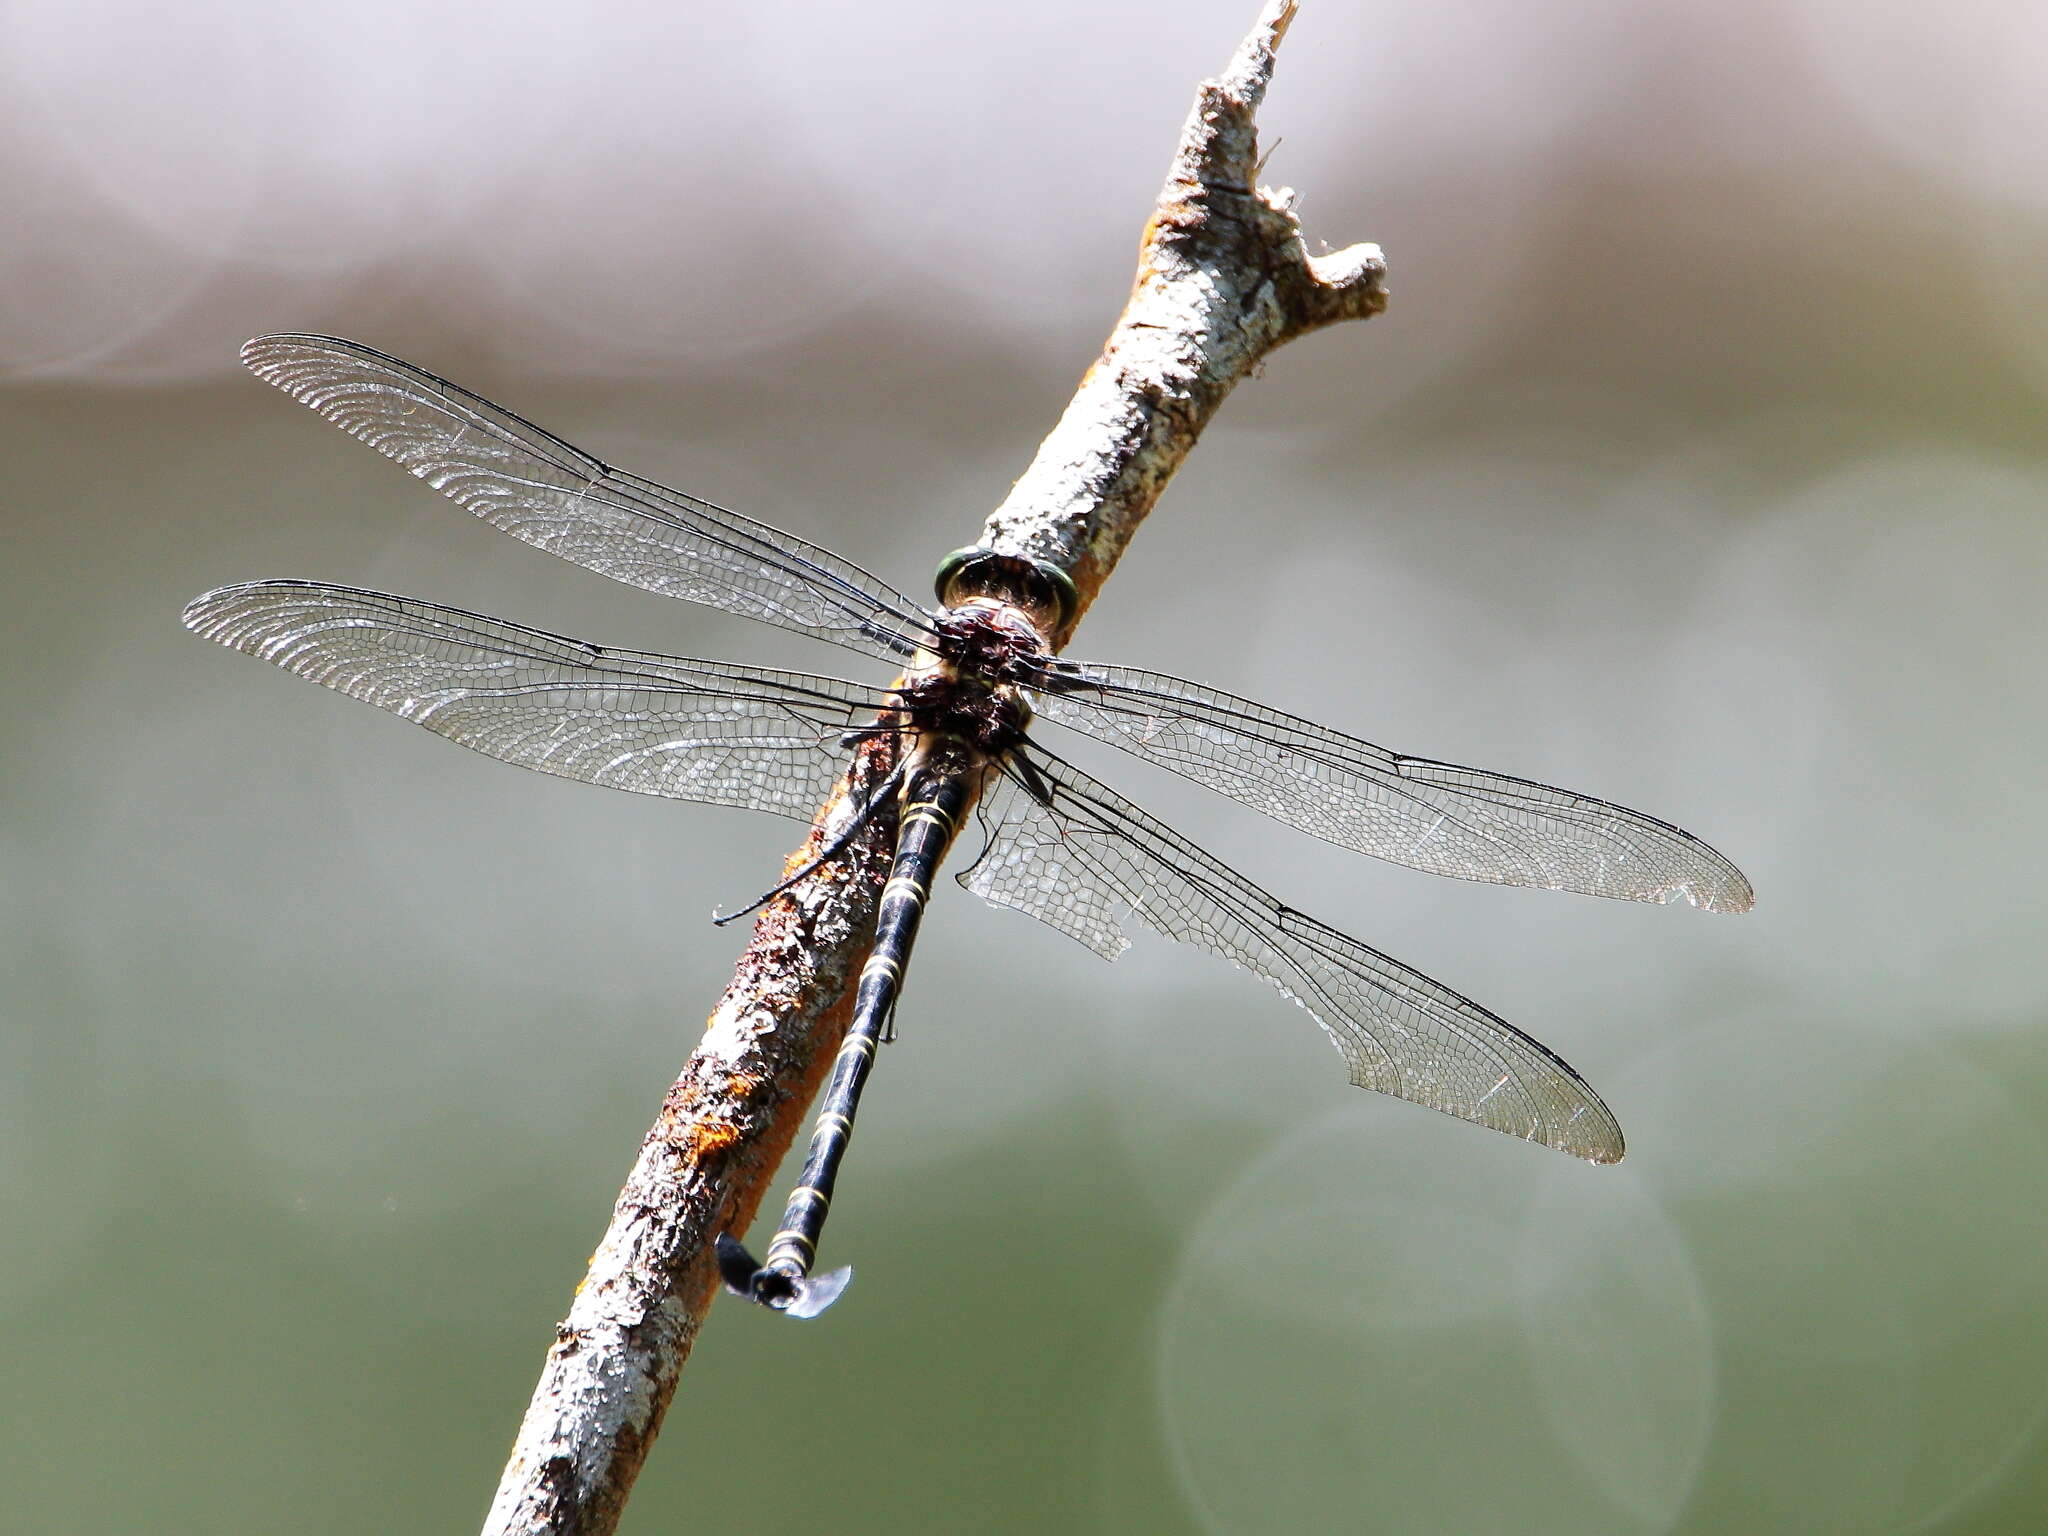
(7, 1, 2048, 1531)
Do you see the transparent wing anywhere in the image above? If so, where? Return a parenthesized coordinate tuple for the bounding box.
(1031, 660, 1751, 914)
(240, 335, 938, 664)
(960, 745, 1624, 1163)
(182, 581, 891, 819)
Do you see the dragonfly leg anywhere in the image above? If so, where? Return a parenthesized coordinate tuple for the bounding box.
(711, 764, 905, 927)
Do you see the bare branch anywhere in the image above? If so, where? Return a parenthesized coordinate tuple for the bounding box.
(980, 0, 1386, 635)
(482, 747, 901, 1536)
(482, 3, 1385, 1530)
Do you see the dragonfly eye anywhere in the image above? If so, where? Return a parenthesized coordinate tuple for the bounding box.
(933, 547, 1078, 632)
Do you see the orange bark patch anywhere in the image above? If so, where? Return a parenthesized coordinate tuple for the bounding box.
(683, 1118, 743, 1158)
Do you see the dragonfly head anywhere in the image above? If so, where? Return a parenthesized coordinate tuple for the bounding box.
(934, 547, 1078, 636)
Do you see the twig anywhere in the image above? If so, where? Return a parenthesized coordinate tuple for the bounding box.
(980, 0, 1386, 636)
(480, 4, 1385, 1531)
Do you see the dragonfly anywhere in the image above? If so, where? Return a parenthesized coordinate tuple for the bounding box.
(184, 334, 1752, 1319)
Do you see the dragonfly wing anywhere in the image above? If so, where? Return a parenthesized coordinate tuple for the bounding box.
(960, 744, 1625, 1163)
(183, 582, 888, 820)
(239, 335, 937, 664)
(1031, 660, 1752, 913)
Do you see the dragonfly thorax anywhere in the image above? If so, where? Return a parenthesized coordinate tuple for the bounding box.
(928, 598, 1054, 685)
(891, 658, 1033, 767)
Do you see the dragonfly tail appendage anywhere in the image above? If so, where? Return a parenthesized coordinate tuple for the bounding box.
(714, 1234, 854, 1320)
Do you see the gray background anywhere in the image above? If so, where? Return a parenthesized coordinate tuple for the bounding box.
(7, 1, 2048, 1531)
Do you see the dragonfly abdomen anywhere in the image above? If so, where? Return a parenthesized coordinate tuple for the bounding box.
(720, 760, 975, 1317)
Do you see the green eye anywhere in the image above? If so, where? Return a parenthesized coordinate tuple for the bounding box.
(933, 548, 1078, 630)
(932, 547, 984, 606)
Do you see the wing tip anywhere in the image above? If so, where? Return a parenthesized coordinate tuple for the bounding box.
(241, 333, 388, 394)
(1663, 871, 1756, 916)
(181, 581, 256, 637)
(1549, 1098, 1626, 1164)
(1553, 1116, 1626, 1165)
(241, 332, 315, 377)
